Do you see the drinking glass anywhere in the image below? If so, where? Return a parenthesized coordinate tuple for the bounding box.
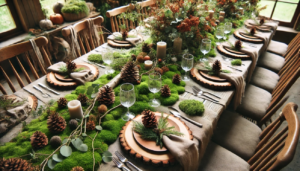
(215, 26, 224, 45)
(224, 22, 232, 39)
(200, 38, 211, 62)
(102, 51, 114, 74)
(181, 54, 194, 81)
(120, 83, 136, 121)
(148, 72, 161, 107)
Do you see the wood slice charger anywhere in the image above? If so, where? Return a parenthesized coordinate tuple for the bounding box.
(244, 20, 272, 32)
(233, 31, 264, 43)
(108, 35, 142, 49)
(46, 63, 99, 89)
(119, 112, 193, 166)
(217, 45, 251, 59)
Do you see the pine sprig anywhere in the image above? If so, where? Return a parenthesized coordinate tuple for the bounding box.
(0, 97, 26, 110)
(201, 61, 231, 75)
(59, 66, 85, 73)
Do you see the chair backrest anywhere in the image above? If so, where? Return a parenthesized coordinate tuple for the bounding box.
(0, 36, 50, 94)
(62, 16, 105, 57)
(285, 32, 300, 56)
(248, 102, 299, 171)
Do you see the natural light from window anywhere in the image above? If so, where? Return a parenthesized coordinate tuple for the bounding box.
(0, 0, 16, 33)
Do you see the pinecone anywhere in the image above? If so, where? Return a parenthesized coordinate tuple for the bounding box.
(131, 54, 137, 61)
(97, 85, 115, 106)
(154, 67, 163, 75)
(161, 66, 169, 73)
(235, 40, 243, 51)
(69, 119, 78, 130)
(57, 97, 67, 108)
(66, 60, 77, 72)
(71, 166, 84, 171)
(47, 112, 66, 133)
(86, 120, 95, 131)
(260, 18, 265, 25)
(172, 74, 181, 84)
(30, 131, 48, 149)
(0, 158, 32, 171)
(161, 85, 171, 97)
(50, 136, 62, 148)
(212, 60, 222, 72)
(121, 62, 139, 83)
(250, 26, 256, 35)
(142, 110, 157, 128)
(122, 31, 128, 41)
(142, 43, 151, 53)
(77, 94, 88, 105)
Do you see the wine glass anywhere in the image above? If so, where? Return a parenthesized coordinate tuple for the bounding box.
(148, 72, 161, 107)
(224, 22, 232, 39)
(215, 26, 224, 45)
(181, 54, 194, 81)
(120, 83, 136, 121)
(102, 51, 114, 74)
(200, 38, 211, 62)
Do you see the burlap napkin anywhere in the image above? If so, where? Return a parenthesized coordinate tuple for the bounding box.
(239, 30, 270, 52)
(245, 19, 278, 31)
(47, 62, 94, 85)
(108, 32, 141, 46)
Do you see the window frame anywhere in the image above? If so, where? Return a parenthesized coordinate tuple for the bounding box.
(0, 0, 24, 42)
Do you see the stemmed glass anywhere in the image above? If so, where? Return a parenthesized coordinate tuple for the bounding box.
(120, 83, 136, 121)
(102, 51, 114, 74)
(181, 54, 194, 81)
(215, 26, 224, 45)
(224, 22, 232, 39)
(148, 72, 161, 107)
(200, 38, 211, 62)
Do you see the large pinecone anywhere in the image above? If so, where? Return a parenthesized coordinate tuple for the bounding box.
(77, 94, 88, 105)
(66, 60, 77, 72)
(0, 158, 32, 171)
(97, 85, 115, 106)
(86, 120, 95, 131)
(142, 110, 157, 128)
(121, 62, 139, 83)
(30, 131, 48, 149)
(161, 85, 171, 97)
(250, 26, 256, 36)
(235, 40, 243, 51)
(172, 74, 181, 84)
(212, 60, 222, 72)
(142, 43, 151, 53)
(57, 97, 67, 108)
(47, 112, 66, 133)
(71, 166, 84, 171)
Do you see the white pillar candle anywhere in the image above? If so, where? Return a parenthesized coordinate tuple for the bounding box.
(220, 11, 225, 16)
(209, 10, 214, 19)
(156, 41, 167, 60)
(144, 60, 153, 70)
(68, 100, 83, 119)
(239, 8, 244, 15)
(219, 16, 224, 22)
(173, 37, 182, 54)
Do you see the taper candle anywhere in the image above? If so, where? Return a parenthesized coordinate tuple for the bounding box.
(156, 41, 167, 59)
(68, 100, 83, 119)
(209, 10, 214, 19)
(220, 11, 225, 16)
(173, 37, 182, 54)
(144, 60, 153, 70)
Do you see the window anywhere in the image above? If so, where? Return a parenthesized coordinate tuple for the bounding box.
(39, 0, 62, 17)
(0, 0, 23, 41)
(259, 0, 300, 27)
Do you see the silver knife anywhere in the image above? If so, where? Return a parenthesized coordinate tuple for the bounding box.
(23, 88, 44, 102)
(169, 110, 203, 128)
(227, 66, 243, 72)
(38, 83, 60, 95)
(82, 59, 106, 68)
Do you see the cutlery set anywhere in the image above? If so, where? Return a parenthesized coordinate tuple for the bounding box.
(113, 151, 142, 171)
(23, 83, 60, 99)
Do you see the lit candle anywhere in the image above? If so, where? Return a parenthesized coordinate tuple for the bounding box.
(173, 37, 182, 54)
(156, 41, 167, 60)
(144, 60, 153, 70)
(219, 16, 224, 22)
(68, 100, 83, 119)
(239, 8, 244, 15)
(209, 10, 214, 19)
(220, 11, 225, 16)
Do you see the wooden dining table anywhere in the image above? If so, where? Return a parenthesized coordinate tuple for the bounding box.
(0, 25, 276, 171)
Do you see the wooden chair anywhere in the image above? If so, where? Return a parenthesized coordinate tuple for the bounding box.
(0, 36, 51, 95)
(62, 16, 105, 58)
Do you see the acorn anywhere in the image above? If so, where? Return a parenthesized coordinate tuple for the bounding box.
(144, 56, 151, 61)
(98, 104, 108, 114)
(137, 55, 144, 63)
(50, 136, 61, 148)
(69, 119, 78, 130)
(158, 58, 162, 62)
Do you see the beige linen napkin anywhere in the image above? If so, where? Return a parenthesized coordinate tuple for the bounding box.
(245, 19, 278, 31)
(108, 32, 141, 46)
(47, 62, 94, 85)
(240, 30, 270, 51)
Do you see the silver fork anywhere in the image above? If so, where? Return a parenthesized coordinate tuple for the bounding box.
(33, 86, 51, 98)
(115, 151, 142, 171)
(193, 86, 221, 99)
(112, 157, 131, 171)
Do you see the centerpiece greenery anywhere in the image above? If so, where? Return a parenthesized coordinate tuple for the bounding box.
(179, 100, 205, 116)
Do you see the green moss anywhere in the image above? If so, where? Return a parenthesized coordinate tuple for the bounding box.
(129, 101, 154, 114)
(159, 93, 179, 106)
(137, 82, 150, 94)
(103, 114, 114, 121)
(231, 59, 242, 66)
(99, 130, 117, 144)
(179, 100, 205, 116)
(102, 120, 121, 135)
(65, 94, 78, 101)
(88, 54, 103, 64)
(61, 0, 89, 15)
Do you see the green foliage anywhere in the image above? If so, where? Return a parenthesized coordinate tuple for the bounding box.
(231, 59, 242, 66)
(179, 100, 205, 116)
(88, 54, 103, 64)
(137, 82, 150, 94)
(61, 0, 89, 14)
(0, 97, 26, 110)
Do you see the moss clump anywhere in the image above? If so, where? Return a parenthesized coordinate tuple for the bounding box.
(179, 100, 205, 116)
(99, 130, 117, 144)
(88, 54, 103, 64)
(231, 59, 242, 66)
(61, 0, 89, 15)
(137, 82, 150, 94)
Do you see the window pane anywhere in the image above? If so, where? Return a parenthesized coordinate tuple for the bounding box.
(278, 0, 299, 3)
(272, 2, 298, 22)
(0, 5, 16, 33)
(0, 0, 6, 6)
(258, 0, 276, 18)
